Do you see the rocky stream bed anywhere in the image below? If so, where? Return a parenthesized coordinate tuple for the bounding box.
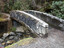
(0, 26, 37, 47)
(5, 27, 64, 48)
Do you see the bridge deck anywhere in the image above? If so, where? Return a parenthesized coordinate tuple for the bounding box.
(5, 27, 64, 48)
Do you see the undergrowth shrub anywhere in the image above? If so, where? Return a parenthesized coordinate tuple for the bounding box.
(3, 0, 31, 13)
(39, 1, 64, 19)
(11, 27, 16, 32)
(50, 1, 64, 19)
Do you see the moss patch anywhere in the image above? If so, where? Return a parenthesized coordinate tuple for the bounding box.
(11, 27, 16, 32)
(0, 18, 6, 21)
(0, 14, 8, 21)
(5, 37, 35, 48)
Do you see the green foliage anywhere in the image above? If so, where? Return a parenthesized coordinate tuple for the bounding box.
(11, 27, 16, 32)
(3, 0, 31, 13)
(50, 1, 64, 19)
(12, 0, 22, 10)
(39, 1, 64, 19)
(39, 1, 51, 12)
(13, 0, 31, 10)
(4, 0, 13, 13)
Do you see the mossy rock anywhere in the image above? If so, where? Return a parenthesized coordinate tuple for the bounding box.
(0, 18, 6, 21)
(5, 37, 35, 48)
(0, 13, 8, 21)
